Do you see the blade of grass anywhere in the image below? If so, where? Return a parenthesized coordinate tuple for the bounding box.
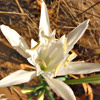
(44, 86, 55, 100)
(65, 74, 100, 84)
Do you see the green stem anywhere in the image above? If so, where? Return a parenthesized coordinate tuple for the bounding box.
(44, 86, 55, 100)
(65, 74, 100, 85)
(38, 75, 44, 84)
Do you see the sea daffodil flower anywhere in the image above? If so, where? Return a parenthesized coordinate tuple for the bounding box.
(0, 1, 100, 100)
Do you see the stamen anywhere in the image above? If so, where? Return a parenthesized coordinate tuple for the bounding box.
(64, 37, 67, 53)
(31, 41, 40, 50)
(36, 58, 47, 68)
(42, 34, 57, 40)
(54, 62, 62, 77)
(64, 51, 76, 66)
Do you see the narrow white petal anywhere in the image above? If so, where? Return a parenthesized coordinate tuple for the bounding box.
(66, 62, 100, 74)
(0, 70, 36, 87)
(50, 29, 56, 38)
(58, 34, 65, 44)
(57, 62, 100, 76)
(27, 57, 35, 66)
(44, 35, 67, 70)
(46, 35, 65, 61)
(43, 75, 76, 100)
(67, 19, 90, 52)
(39, 1, 50, 37)
(27, 55, 37, 66)
(31, 39, 37, 48)
(0, 25, 30, 58)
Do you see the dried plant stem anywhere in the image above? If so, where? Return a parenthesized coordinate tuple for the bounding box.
(77, 1, 100, 17)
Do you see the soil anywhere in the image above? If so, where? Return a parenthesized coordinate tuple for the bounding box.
(0, 0, 100, 100)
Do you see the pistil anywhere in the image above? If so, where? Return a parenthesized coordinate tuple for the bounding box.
(36, 58, 47, 69)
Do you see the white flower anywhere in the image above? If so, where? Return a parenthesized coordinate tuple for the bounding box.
(0, 1, 100, 100)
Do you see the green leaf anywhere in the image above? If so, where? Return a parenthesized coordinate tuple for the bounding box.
(28, 85, 43, 100)
(56, 75, 69, 81)
(44, 86, 55, 100)
(28, 90, 37, 100)
(21, 88, 34, 94)
(38, 75, 44, 84)
(13, 84, 24, 87)
(65, 74, 100, 85)
(56, 77, 66, 81)
(36, 90, 45, 100)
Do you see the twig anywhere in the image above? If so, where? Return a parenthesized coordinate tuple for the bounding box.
(62, 0, 77, 21)
(69, 6, 100, 19)
(0, 11, 37, 30)
(89, 29, 98, 46)
(76, 1, 100, 17)
(15, 0, 24, 13)
(0, 11, 27, 15)
(15, 0, 25, 21)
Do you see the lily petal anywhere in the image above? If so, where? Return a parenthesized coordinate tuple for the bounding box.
(57, 62, 100, 76)
(45, 35, 67, 70)
(0, 25, 30, 58)
(31, 39, 37, 48)
(67, 19, 90, 52)
(39, 1, 50, 38)
(50, 29, 56, 38)
(0, 70, 36, 87)
(27, 54, 38, 66)
(43, 75, 76, 100)
(67, 62, 100, 74)
(27, 57, 35, 66)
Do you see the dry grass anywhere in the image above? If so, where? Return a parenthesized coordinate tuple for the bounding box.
(0, 0, 100, 100)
